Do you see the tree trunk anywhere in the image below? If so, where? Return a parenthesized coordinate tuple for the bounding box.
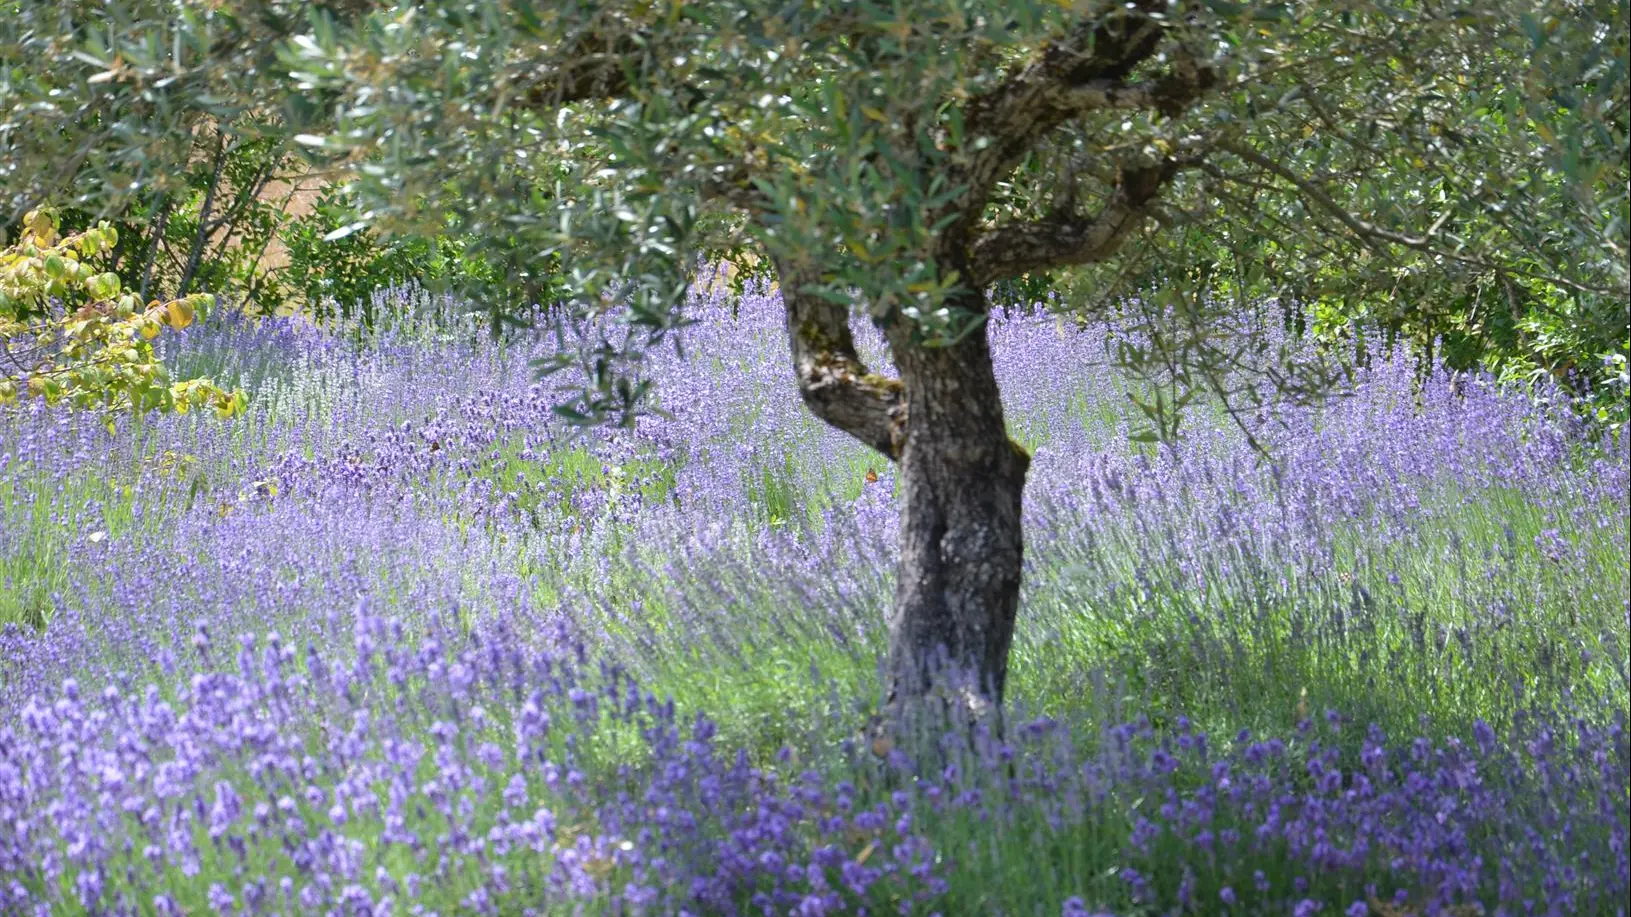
(777, 262, 1028, 725)
(882, 284, 1029, 722)
(177, 131, 229, 297)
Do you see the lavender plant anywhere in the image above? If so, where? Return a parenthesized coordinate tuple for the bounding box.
(0, 282, 1625, 914)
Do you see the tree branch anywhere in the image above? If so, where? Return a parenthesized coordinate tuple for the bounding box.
(698, 165, 771, 214)
(177, 130, 229, 297)
(139, 192, 173, 301)
(516, 28, 652, 108)
(1221, 142, 1625, 298)
(945, 1, 1213, 237)
(777, 258, 908, 461)
(201, 151, 280, 236)
(968, 156, 1188, 285)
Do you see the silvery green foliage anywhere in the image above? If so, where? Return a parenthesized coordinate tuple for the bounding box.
(4, 1, 1625, 427)
(0, 1, 309, 221)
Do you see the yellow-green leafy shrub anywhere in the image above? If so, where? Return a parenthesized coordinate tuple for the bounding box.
(0, 210, 244, 420)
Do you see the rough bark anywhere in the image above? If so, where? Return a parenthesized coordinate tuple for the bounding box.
(763, 2, 1220, 723)
(778, 259, 908, 460)
(775, 257, 1027, 721)
(880, 281, 1029, 721)
(944, 0, 1212, 240)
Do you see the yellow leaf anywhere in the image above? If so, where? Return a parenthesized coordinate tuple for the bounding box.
(861, 106, 889, 123)
(24, 210, 56, 245)
(216, 391, 245, 419)
(165, 298, 195, 330)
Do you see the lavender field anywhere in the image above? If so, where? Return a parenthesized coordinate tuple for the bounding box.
(1, 284, 1626, 916)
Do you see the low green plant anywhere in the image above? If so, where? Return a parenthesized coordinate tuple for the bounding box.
(278, 184, 464, 324)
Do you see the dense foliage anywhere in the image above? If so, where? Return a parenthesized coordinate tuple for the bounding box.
(0, 285, 1625, 913)
(1050, 0, 1630, 427)
(6, 0, 1626, 715)
(277, 182, 571, 329)
(3, 0, 1624, 419)
(6, 127, 547, 332)
(0, 209, 242, 418)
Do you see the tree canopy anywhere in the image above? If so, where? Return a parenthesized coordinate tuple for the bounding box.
(289, 0, 1627, 426)
(8, 0, 1623, 417)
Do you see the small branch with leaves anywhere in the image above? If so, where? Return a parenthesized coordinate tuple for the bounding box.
(947, 1, 1215, 235)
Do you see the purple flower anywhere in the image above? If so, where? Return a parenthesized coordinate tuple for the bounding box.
(0, 283, 1623, 917)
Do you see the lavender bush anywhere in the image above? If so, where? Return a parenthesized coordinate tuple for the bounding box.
(1, 283, 1625, 915)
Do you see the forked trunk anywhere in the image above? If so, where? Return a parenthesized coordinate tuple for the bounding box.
(882, 286, 1029, 723)
(778, 263, 1028, 726)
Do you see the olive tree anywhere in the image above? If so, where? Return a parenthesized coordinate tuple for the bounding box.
(6, 0, 1625, 721)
